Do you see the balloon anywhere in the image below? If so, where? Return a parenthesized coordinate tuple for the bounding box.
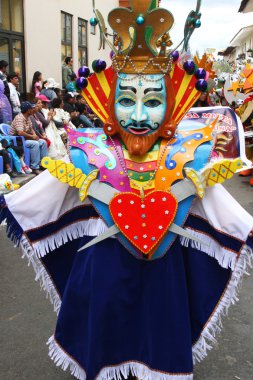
(78, 66, 90, 78)
(76, 77, 88, 90)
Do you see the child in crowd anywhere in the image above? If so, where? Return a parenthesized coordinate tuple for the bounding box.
(65, 73, 78, 94)
(31, 71, 43, 97)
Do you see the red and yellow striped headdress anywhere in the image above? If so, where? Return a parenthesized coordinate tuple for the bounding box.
(82, 0, 206, 127)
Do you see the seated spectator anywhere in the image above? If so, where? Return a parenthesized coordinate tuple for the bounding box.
(51, 97, 70, 128)
(34, 96, 55, 128)
(0, 136, 31, 175)
(33, 95, 67, 159)
(7, 72, 21, 117)
(38, 93, 50, 118)
(32, 97, 67, 159)
(31, 71, 43, 97)
(63, 93, 82, 128)
(76, 103, 94, 128)
(41, 78, 59, 104)
(0, 140, 17, 178)
(76, 95, 102, 128)
(65, 73, 78, 94)
(193, 91, 210, 107)
(30, 102, 51, 148)
(51, 97, 73, 146)
(10, 102, 48, 175)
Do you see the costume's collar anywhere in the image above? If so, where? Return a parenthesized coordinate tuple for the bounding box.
(68, 126, 214, 193)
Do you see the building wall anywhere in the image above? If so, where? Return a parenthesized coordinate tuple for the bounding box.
(23, 0, 118, 92)
(233, 34, 253, 63)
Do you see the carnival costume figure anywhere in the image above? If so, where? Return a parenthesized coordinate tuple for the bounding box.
(1, 1, 253, 380)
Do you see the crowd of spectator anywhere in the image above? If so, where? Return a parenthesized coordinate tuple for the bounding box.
(0, 57, 102, 179)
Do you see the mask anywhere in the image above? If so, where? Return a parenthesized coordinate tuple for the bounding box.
(104, 73, 176, 156)
(115, 74, 166, 135)
(113, 74, 168, 155)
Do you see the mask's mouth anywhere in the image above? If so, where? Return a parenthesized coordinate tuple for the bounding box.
(127, 126, 150, 135)
(120, 120, 157, 135)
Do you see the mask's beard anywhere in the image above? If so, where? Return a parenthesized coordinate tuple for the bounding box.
(119, 128, 160, 156)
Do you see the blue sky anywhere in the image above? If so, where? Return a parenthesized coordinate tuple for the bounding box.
(160, 0, 253, 55)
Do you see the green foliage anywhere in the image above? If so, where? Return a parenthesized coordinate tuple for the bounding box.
(213, 60, 233, 75)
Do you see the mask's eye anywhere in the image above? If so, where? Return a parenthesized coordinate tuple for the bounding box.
(119, 98, 135, 107)
(144, 99, 161, 108)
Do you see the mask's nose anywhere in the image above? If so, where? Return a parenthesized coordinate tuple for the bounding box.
(131, 99, 148, 124)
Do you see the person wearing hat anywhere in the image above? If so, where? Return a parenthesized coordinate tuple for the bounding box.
(10, 101, 48, 175)
(40, 78, 59, 103)
(7, 72, 21, 117)
(35, 95, 55, 126)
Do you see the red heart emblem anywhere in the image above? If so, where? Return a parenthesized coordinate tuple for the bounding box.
(109, 191, 178, 254)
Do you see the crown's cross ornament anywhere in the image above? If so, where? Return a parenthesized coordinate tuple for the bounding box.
(157, 33, 173, 56)
(108, 0, 174, 57)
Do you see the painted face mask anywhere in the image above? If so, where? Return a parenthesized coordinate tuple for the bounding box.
(115, 74, 167, 136)
(112, 74, 170, 155)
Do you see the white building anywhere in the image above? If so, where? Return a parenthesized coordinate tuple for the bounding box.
(239, 0, 253, 13)
(218, 0, 253, 64)
(0, 0, 118, 93)
(229, 25, 253, 64)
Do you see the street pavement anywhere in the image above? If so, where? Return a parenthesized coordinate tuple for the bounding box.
(0, 174, 253, 380)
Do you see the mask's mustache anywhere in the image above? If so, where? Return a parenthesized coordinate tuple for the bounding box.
(120, 120, 159, 130)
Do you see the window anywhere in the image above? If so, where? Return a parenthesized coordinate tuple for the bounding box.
(0, 0, 23, 32)
(12, 0, 23, 32)
(0, 0, 25, 91)
(61, 12, 72, 62)
(0, 37, 9, 62)
(78, 18, 88, 67)
(0, 0, 10, 30)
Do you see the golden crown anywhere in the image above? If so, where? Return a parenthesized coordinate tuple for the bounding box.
(93, 0, 203, 76)
(108, 0, 174, 74)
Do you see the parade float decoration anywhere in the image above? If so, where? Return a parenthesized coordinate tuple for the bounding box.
(223, 63, 253, 122)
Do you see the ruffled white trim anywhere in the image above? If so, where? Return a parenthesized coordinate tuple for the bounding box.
(97, 362, 193, 380)
(32, 218, 108, 258)
(47, 335, 86, 380)
(192, 244, 253, 364)
(47, 334, 193, 380)
(180, 228, 239, 270)
(20, 236, 61, 314)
